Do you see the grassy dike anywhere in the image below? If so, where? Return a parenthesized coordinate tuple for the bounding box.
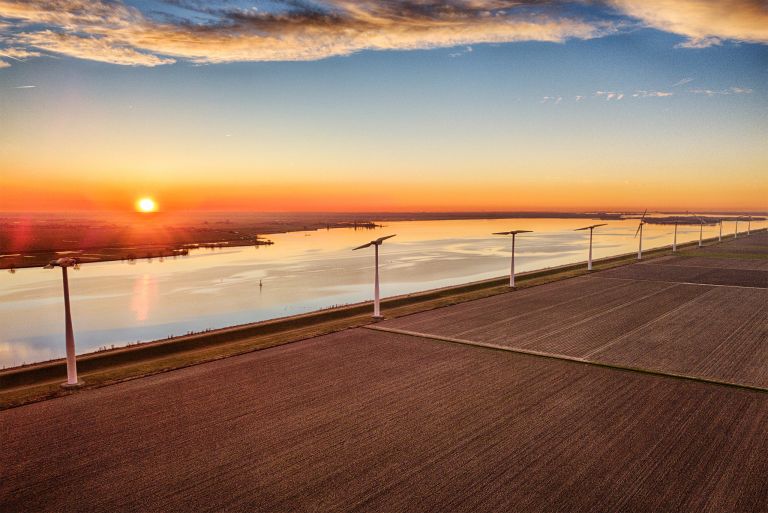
(1, 231, 762, 409)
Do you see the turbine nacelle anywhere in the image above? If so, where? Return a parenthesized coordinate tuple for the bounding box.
(575, 224, 607, 232)
(493, 230, 533, 236)
(353, 234, 397, 251)
(44, 257, 80, 270)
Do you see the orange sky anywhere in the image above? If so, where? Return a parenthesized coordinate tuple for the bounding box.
(2, 175, 766, 213)
(1, 0, 766, 214)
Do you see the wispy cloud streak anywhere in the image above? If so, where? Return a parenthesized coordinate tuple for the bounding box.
(632, 90, 672, 98)
(690, 86, 753, 96)
(671, 77, 693, 88)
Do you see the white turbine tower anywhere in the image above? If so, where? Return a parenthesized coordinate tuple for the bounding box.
(575, 224, 606, 271)
(493, 229, 532, 288)
(735, 218, 739, 239)
(672, 221, 679, 252)
(718, 219, 723, 242)
(748, 215, 752, 236)
(43, 257, 82, 387)
(697, 216, 705, 248)
(635, 210, 648, 260)
(353, 234, 396, 319)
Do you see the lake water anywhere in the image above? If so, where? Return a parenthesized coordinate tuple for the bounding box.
(0, 217, 758, 367)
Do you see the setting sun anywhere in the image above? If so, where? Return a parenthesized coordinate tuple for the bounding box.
(136, 197, 158, 213)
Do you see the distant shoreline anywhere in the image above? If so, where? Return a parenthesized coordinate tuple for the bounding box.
(1, 211, 764, 270)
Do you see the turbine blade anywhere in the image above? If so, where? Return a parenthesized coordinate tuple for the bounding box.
(634, 223, 642, 238)
(575, 224, 606, 231)
(375, 234, 397, 244)
(352, 242, 372, 251)
(493, 231, 511, 235)
(640, 209, 648, 222)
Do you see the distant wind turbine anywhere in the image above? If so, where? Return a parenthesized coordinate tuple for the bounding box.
(353, 234, 396, 319)
(672, 221, 679, 252)
(635, 210, 648, 260)
(696, 216, 705, 248)
(735, 218, 739, 239)
(43, 257, 82, 387)
(575, 224, 606, 271)
(718, 219, 723, 242)
(748, 215, 752, 236)
(493, 230, 532, 288)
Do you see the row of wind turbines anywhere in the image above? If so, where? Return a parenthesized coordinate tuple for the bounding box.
(43, 213, 756, 387)
(355, 212, 755, 319)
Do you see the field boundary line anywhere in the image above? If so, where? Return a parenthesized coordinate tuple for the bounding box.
(645, 262, 768, 271)
(365, 325, 768, 394)
(595, 276, 767, 290)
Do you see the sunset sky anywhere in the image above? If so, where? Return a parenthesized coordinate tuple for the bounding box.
(1, 1, 766, 212)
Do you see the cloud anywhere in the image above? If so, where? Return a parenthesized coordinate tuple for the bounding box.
(595, 91, 623, 101)
(609, 0, 768, 48)
(0, 0, 615, 66)
(671, 77, 693, 88)
(632, 90, 673, 98)
(0, 47, 39, 60)
(13, 84, 35, 88)
(0, 46, 40, 66)
(17, 30, 176, 66)
(690, 86, 754, 96)
(449, 46, 473, 58)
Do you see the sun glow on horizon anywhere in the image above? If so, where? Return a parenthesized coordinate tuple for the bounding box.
(136, 197, 158, 213)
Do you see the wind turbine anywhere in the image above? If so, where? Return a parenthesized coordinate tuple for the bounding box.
(43, 257, 82, 387)
(735, 218, 739, 239)
(672, 221, 679, 252)
(748, 215, 752, 236)
(353, 234, 396, 319)
(575, 224, 606, 271)
(696, 216, 705, 248)
(635, 209, 648, 260)
(493, 230, 532, 288)
(718, 219, 723, 242)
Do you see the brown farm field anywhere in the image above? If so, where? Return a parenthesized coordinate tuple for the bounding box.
(648, 255, 768, 270)
(380, 234, 768, 389)
(1, 230, 767, 511)
(1, 329, 767, 513)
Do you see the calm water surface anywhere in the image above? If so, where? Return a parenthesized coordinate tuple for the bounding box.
(0, 217, 757, 367)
